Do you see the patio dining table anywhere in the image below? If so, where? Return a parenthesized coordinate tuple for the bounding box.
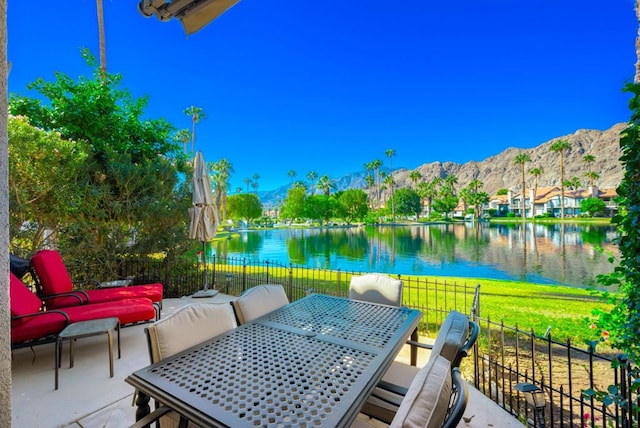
(126, 293, 422, 427)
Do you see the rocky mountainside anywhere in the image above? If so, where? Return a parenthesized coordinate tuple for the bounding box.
(259, 123, 625, 206)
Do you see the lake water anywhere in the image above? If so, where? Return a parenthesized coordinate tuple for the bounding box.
(210, 223, 619, 288)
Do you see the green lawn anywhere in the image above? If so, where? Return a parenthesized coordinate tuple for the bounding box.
(421, 275, 611, 346)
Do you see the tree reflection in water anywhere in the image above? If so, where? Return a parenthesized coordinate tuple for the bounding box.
(210, 223, 618, 288)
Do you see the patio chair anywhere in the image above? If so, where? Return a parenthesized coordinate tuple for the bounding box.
(360, 310, 479, 423)
(352, 355, 468, 428)
(231, 284, 289, 325)
(30, 249, 164, 314)
(142, 303, 238, 428)
(349, 273, 403, 307)
(10, 273, 158, 350)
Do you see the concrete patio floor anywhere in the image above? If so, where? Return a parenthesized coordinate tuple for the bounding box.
(11, 294, 523, 427)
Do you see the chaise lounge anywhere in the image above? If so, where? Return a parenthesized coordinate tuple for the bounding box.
(10, 273, 158, 350)
(30, 249, 163, 314)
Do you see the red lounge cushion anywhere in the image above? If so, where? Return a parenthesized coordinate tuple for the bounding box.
(10, 273, 43, 318)
(31, 249, 78, 296)
(11, 312, 68, 343)
(63, 298, 157, 325)
(87, 284, 163, 303)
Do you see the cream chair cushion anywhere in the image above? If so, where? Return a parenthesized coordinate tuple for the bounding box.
(349, 273, 403, 307)
(147, 303, 237, 362)
(390, 355, 453, 428)
(232, 284, 289, 325)
(430, 310, 470, 364)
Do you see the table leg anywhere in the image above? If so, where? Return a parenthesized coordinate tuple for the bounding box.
(135, 390, 151, 426)
(108, 330, 114, 378)
(55, 338, 61, 390)
(69, 338, 74, 368)
(117, 321, 121, 359)
(410, 327, 418, 366)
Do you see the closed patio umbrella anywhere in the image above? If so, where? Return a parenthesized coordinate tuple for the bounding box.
(189, 151, 219, 298)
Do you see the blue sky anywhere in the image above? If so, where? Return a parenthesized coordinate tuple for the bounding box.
(8, 1, 636, 192)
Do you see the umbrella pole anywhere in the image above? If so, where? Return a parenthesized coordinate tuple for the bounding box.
(192, 241, 218, 298)
(202, 240, 209, 290)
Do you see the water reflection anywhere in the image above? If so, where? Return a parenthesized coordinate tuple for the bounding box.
(210, 223, 618, 288)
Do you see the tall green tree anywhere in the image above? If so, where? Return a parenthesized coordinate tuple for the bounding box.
(529, 167, 543, 199)
(433, 183, 458, 220)
(386, 149, 396, 221)
(317, 174, 336, 195)
(514, 152, 531, 220)
(184, 106, 205, 155)
(306, 170, 318, 195)
(226, 193, 262, 224)
(371, 159, 383, 207)
(583, 154, 597, 188)
(336, 189, 369, 224)
(211, 158, 233, 221)
(408, 170, 423, 189)
(9, 51, 187, 260)
(392, 188, 422, 220)
(280, 184, 307, 224)
(287, 169, 296, 186)
(550, 139, 571, 219)
(8, 116, 89, 251)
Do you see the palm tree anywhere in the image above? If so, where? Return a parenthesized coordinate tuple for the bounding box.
(96, 0, 106, 75)
(529, 167, 543, 200)
(444, 174, 458, 194)
(364, 162, 374, 205)
(243, 177, 251, 193)
(317, 175, 336, 195)
(287, 170, 296, 186)
(550, 139, 572, 219)
(306, 171, 318, 195)
(212, 158, 233, 221)
(583, 154, 597, 187)
(371, 159, 383, 208)
(385, 149, 396, 221)
(417, 177, 442, 218)
(408, 170, 423, 189)
(184, 106, 205, 155)
(514, 153, 531, 220)
(252, 173, 260, 194)
(174, 129, 191, 155)
(585, 171, 600, 189)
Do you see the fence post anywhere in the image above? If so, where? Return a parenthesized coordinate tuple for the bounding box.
(241, 258, 247, 293)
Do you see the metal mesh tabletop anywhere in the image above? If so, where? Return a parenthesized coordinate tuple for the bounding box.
(127, 294, 421, 427)
(261, 294, 416, 349)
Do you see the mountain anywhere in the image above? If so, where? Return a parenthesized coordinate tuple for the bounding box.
(259, 123, 625, 207)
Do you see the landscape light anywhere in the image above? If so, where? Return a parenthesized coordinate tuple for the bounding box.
(138, 0, 239, 35)
(515, 382, 546, 427)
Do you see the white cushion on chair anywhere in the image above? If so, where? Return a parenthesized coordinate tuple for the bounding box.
(147, 303, 237, 362)
(390, 355, 453, 428)
(349, 273, 403, 307)
(431, 310, 470, 364)
(232, 284, 289, 325)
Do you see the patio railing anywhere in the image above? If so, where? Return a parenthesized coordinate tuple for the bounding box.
(62, 254, 638, 428)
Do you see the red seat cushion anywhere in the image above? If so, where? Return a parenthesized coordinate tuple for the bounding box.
(11, 312, 68, 344)
(62, 298, 157, 325)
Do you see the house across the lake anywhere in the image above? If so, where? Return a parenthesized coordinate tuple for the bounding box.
(485, 186, 618, 218)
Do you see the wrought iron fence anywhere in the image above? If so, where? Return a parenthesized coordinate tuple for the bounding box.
(60, 253, 637, 427)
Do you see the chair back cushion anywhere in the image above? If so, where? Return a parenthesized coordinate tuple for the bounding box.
(390, 355, 453, 428)
(30, 249, 74, 295)
(349, 273, 403, 307)
(146, 303, 237, 362)
(231, 284, 289, 325)
(10, 273, 43, 318)
(431, 310, 470, 365)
